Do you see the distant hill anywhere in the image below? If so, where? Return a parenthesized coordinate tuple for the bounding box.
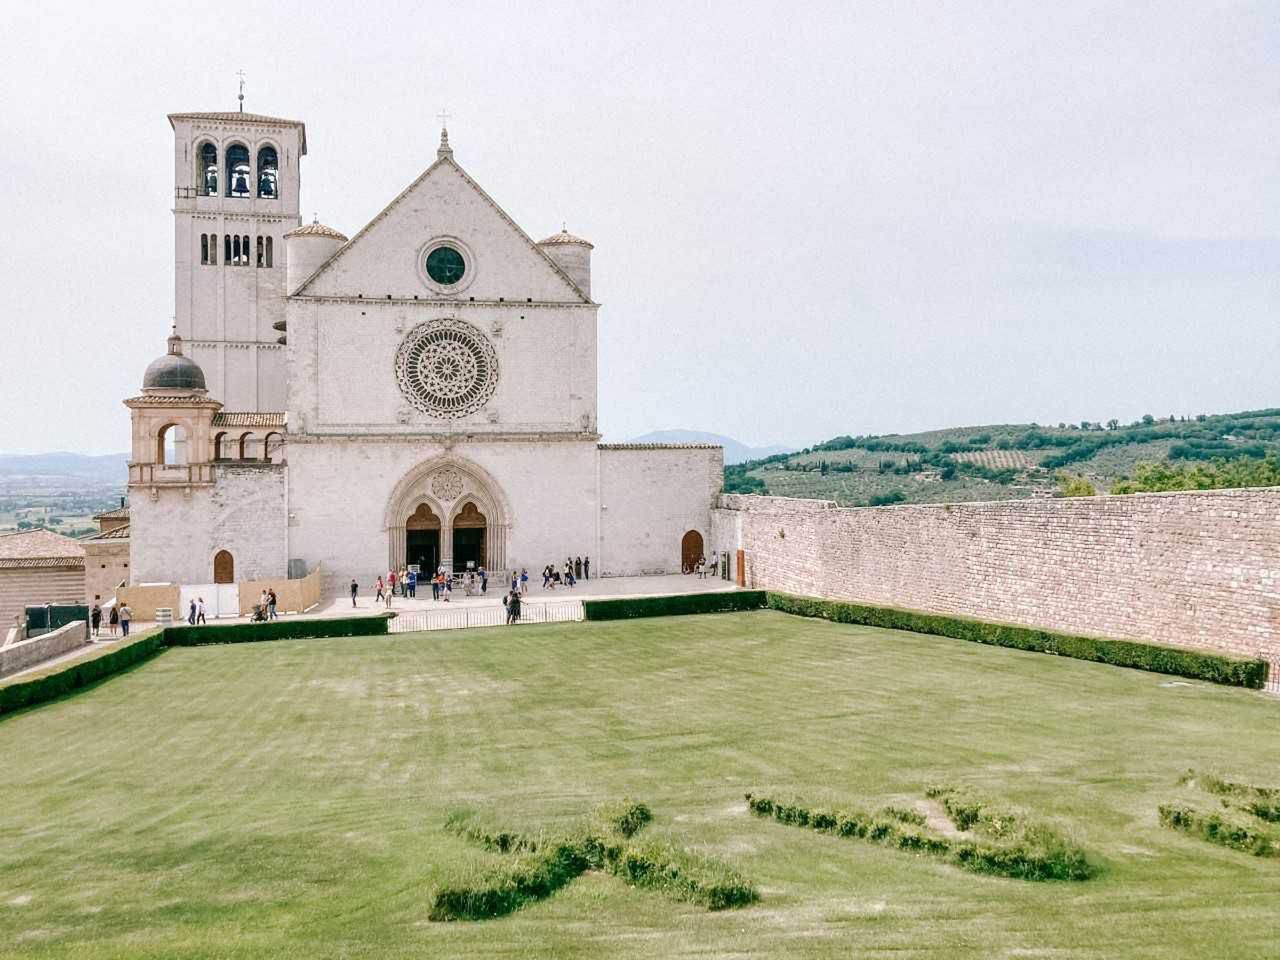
(628, 430, 797, 466)
(0, 452, 129, 483)
(724, 409, 1280, 507)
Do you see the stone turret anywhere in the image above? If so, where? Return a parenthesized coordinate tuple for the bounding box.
(537, 227, 593, 299)
(285, 219, 348, 295)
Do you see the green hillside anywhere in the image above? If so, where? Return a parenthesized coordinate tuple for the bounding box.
(725, 409, 1280, 507)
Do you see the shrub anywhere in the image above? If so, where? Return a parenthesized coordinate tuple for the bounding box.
(1158, 804, 1280, 858)
(429, 841, 590, 921)
(583, 591, 766, 621)
(1176, 770, 1280, 823)
(607, 841, 757, 910)
(747, 791, 1095, 881)
(765, 593, 1268, 689)
(592, 799, 653, 838)
(164, 614, 391, 645)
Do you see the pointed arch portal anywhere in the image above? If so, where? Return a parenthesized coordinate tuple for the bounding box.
(384, 456, 510, 574)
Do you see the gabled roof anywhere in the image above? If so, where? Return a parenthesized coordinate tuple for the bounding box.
(81, 523, 130, 542)
(168, 111, 307, 154)
(294, 155, 592, 303)
(92, 506, 129, 521)
(0, 529, 86, 568)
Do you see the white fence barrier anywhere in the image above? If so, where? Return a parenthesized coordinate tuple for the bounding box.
(389, 600, 583, 634)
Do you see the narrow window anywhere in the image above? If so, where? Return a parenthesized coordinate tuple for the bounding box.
(224, 234, 231, 263)
(199, 142, 218, 195)
(200, 234, 208, 265)
(265, 236, 273, 268)
(211, 233, 217, 265)
(225, 143, 251, 197)
(257, 146, 279, 198)
(232, 235, 241, 264)
(256, 236, 264, 267)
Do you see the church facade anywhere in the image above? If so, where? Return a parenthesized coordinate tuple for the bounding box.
(125, 109, 721, 590)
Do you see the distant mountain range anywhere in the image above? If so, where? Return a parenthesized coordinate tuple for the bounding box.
(627, 431, 797, 465)
(0, 452, 129, 483)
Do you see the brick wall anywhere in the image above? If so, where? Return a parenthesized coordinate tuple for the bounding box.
(712, 488, 1280, 660)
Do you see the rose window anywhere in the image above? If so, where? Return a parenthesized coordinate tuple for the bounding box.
(394, 319, 498, 418)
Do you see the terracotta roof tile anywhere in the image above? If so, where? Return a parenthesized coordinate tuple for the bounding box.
(92, 506, 130, 521)
(0, 529, 86, 562)
(598, 442, 722, 450)
(211, 412, 286, 428)
(284, 222, 348, 241)
(81, 523, 130, 541)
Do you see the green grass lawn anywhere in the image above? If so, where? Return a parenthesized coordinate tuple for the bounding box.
(2, 611, 1277, 958)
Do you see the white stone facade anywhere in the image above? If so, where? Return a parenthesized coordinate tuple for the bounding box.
(126, 114, 722, 587)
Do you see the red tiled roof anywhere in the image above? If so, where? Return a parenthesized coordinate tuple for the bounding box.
(211, 412, 286, 428)
(81, 523, 130, 542)
(0, 528, 86, 561)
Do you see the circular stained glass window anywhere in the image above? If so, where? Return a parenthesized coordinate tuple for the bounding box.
(394, 319, 498, 419)
(425, 245, 466, 285)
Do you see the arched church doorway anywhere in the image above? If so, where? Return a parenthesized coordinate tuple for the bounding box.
(681, 530, 704, 574)
(405, 503, 441, 574)
(213, 550, 235, 584)
(452, 501, 487, 573)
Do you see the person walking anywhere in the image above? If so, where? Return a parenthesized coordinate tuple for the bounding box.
(267, 588, 278, 620)
(388, 568, 397, 598)
(350, 578, 359, 607)
(506, 589, 522, 625)
(90, 602, 102, 637)
(520, 568, 529, 595)
(584, 556, 590, 581)
(196, 597, 207, 624)
(188, 598, 197, 624)
(118, 602, 132, 638)
(443, 575, 452, 602)
(575, 556, 582, 580)
(479, 565, 488, 594)
(108, 604, 119, 637)
(407, 569, 417, 599)
(375, 576, 385, 604)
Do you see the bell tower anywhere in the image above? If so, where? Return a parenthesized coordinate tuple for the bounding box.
(168, 106, 306, 412)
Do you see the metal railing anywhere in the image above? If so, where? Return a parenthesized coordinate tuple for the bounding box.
(388, 599, 583, 634)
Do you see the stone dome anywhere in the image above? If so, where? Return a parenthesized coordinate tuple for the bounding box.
(284, 220, 348, 241)
(142, 335, 206, 391)
(537, 227, 593, 249)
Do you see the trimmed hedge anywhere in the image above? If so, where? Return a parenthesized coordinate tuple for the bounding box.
(766, 592, 1268, 689)
(431, 802, 758, 921)
(746, 790, 1096, 882)
(1158, 803, 1280, 857)
(0, 631, 167, 716)
(0, 615, 394, 719)
(583, 590, 766, 621)
(164, 614, 391, 645)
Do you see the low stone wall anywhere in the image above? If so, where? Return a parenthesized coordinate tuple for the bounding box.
(116, 584, 181, 621)
(238, 566, 323, 616)
(712, 488, 1280, 661)
(0, 620, 89, 678)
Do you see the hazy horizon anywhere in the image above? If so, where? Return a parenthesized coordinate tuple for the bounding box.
(2, 2, 1277, 455)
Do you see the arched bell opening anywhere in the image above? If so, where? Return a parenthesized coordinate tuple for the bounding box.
(225, 143, 251, 198)
(198, 141, 218, 196)
(257, 145, 279, 198)
(263, 432, 285, 463)
(405, 503, 441, 575)
(156, 422, 187, 465)
(451, 501, 487, 574)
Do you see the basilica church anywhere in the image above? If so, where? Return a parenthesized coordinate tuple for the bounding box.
(125, 108, 721, 592)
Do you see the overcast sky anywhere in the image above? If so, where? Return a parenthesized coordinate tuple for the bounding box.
(2, 1, 1277, 455)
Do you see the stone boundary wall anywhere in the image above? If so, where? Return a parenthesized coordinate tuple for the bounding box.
(0, 620, 89, 678)
(711, 488, 1280, 661)
(238, 566, 323, 615)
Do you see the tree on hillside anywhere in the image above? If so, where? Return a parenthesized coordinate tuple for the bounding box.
(1111, 455, 1280, 494)
(1055, 472, 1096, 497)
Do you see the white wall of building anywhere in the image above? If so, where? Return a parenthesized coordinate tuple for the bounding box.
(130, 465, 289, 585)
(597, 445, 723, 576)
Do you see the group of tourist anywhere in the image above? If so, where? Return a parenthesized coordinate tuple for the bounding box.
(540, 556, 589, 590)
(689, 551, 721, 579)
(89, 600, 131, 638)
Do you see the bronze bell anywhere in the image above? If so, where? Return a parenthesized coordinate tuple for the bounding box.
(233, 174, 249, 195)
